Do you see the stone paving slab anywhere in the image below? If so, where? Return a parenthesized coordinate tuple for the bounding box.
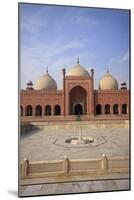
(20, 179, 130, 197)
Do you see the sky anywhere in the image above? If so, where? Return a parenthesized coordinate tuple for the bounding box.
(20, 3, 129, 89)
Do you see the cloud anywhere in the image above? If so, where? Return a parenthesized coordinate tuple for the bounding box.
(20, 38, 87, 89)
(109, 50, 129, 68)
(120, 51, 129, 63)
(72, 15, 99, 26)
(108, 50, 129, 86)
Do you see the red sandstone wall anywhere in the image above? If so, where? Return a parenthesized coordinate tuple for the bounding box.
(94, 90, 129, 114)
(20, 89, 63, 115)
(20, 88, 130, 116)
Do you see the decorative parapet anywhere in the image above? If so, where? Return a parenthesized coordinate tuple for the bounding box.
(20, 89, 63, 95)
(20, 155, 129, 180)
(94, 89, 129, 94)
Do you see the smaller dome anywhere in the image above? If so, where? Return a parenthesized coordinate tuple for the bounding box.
(35, 72, 57, 90)
(99, 71, 118, 90)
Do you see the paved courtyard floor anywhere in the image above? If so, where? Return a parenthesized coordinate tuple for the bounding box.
(19, 178, 130, 197)
(19, 124, 130, 197)
(20, 125, 129, 161)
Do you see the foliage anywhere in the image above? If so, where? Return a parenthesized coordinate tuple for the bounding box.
(76, 115, 81, 121)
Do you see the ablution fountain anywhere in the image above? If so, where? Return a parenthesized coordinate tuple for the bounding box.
(54, 126, 105, 148)
(65, 127, 94, 145)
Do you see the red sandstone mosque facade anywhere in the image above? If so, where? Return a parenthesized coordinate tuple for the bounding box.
(20, 58, 129, 121)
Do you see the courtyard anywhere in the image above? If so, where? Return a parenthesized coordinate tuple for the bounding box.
(20, 122, 129, 162)
(19, 121, 130, 196)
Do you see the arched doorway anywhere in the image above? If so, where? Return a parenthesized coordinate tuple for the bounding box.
(54, 105, 61, 115)
(96, 104, 102, 115)
(74, 104, 83, 115)
(35, 105, 42, 116)
(26, 105, 33, 116)
(69, 86, 87, 115)
(45, 105, 51, 115)
(113, 104, 118, 114)
(122, 104, 127, 114)
(105, 104, 110, 114)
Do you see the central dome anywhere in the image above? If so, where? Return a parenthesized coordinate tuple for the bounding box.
(66, 58, 90, 78)
(99, 70, 118, 90)
(35, 71, 57, 90)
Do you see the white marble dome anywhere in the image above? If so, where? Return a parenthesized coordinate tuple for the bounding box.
(99, 71, 118, 90)
(66, 58, 90, 78)
(35, 72, 57, 90)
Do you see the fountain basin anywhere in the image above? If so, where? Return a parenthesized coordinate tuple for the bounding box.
(65, 137, 94, 145)
(54, 127, 106, 148)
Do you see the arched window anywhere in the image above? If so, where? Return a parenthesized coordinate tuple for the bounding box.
(35, 105, 42, 116)
(96, 104, 102, 115)
(105, 104, 110, 114)
(45, 105, 51, 116)
(122, 104, 127, 114)
(54, 105, 61, 115)
(20, 106, 23, 116)
(113, 104, 118, 114)
(26, 105, 33, 116)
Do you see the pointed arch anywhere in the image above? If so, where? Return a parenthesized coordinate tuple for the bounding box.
(122, 104, 127, 114)
(26, 105, 33, 116)
(113, 104, 118, 114)
(45, 105, 51, 116)
(54, 105, 61, 115)
(35, 105, 42, 116)
(96, 104, 102, 115)
(69, 86, 87, 115)
(105, 104, 110, 114)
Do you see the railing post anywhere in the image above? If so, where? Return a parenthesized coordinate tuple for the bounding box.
(101, 154, 108, 173)
(22, 158, 29, 178)
(63, 155, 69, 174)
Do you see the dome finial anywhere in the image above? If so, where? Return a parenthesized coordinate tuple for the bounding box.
(77, 56, 79, 64)
(46, 66, 48, 73)
(106, 65, 109, 73)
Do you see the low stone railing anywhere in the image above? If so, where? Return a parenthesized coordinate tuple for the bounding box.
(20, 154, 129, 179)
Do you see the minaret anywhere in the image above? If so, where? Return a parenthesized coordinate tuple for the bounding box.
(90, 67, 94, 115)
(90, 69, 94, 77)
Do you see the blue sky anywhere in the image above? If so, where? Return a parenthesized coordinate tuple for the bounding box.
(20, 3, 129, 89)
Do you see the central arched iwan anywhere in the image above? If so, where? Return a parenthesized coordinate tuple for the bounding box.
(69, 86, 87, 115)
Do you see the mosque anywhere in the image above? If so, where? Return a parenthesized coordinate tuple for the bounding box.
(20, 58, 129, 120)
